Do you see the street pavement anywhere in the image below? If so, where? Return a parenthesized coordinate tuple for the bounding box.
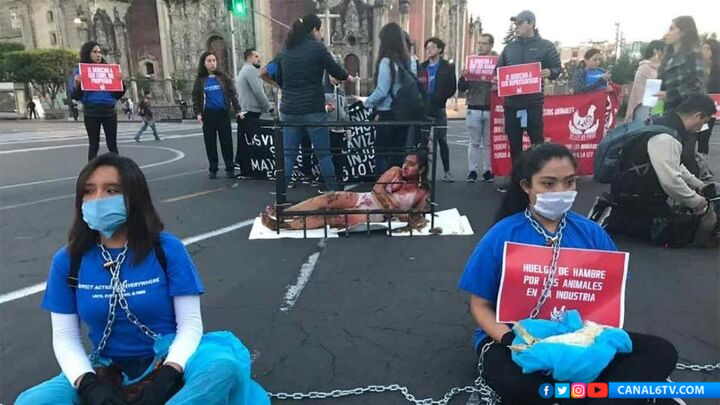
(0, 120, 718, 404)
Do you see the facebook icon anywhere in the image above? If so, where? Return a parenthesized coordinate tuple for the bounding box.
(539, 383, 554, 398)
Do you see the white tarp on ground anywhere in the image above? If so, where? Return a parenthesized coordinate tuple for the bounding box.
(248, 208, 473, 240)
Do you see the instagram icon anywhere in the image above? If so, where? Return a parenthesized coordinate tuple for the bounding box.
(571, 383, 586, 398)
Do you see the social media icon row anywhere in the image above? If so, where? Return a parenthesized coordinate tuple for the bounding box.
(539, 382, 609, 398)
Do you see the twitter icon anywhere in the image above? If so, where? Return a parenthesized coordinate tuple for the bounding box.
(555, 383, 570, 398)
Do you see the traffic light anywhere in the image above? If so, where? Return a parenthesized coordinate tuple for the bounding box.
(226, 0, 248, 16)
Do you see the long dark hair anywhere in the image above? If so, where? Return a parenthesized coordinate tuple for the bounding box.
(196, 50, 219, 78)
(495, 144, 577, 223)
(578, 48, 600, 70)
(405, 150, 429, 190)
(665, 16, 700, 57)
(704, 38, 720, 89)
(285, 14, 321, 50)
(79, 41, 106, 64)
(374, 23, 410, 86)
(643, 40, 665, 60)
(68, 154, 164, 265)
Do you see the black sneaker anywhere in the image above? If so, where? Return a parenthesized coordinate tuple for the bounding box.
(482, 170, 495, 183)
(208, 172, 218, 179)
(226, 170, 235, 179)
(287, 181, 296, 189)
(496, 185, 507, 193)
(466, 171, 478, 182)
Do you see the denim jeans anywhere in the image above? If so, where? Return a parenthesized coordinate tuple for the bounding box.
(466, 109, 491, 173)
(279, 112, 338, 190)
(135, 119, 160, 140)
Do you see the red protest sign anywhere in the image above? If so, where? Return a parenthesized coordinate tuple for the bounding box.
(710, 94, 720, 119)
(497, 242, 628, 327)
(490, 89, 620, 176)
(465, 55, 498, 82)
(79, 63, 123, 92)
(497, 62, 542, 97)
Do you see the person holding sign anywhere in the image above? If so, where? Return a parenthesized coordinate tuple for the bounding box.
(625, 40, 665, 123)
(458, 144, 677, 404)
(70, 41, 126, 161)
(192, 51, 242, 179)
(496, 11, 561, 168)
(261, 153, 428, 230)
(458, 33, 496, 183)
(16, 154, 269, 405)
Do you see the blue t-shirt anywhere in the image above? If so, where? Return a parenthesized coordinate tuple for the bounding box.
(457, 211, 617, 349)
(204, 77, 227, 111)
(42, 232, 204, 358)
(266, 62, 278, 81)
(585, 68, 606, 87)
(427, 62, 439, 96)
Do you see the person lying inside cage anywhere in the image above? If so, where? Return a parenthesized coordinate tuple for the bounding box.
(262, 152, 430, 230)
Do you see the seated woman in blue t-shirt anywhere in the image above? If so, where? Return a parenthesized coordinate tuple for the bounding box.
(16, 154, 268, 405)
(458, 144, 678, 404)
(570, 48, 611, 94)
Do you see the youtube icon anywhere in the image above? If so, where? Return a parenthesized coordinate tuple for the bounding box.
(588, 383, 609, 398)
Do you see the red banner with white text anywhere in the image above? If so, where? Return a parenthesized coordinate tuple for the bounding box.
(497, 242, 629, 327)
(490, 85, 621, 176)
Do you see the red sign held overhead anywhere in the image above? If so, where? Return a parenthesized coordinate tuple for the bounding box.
(465, 55, 498, 82)
(497, 62, 542, 97)
(496, 242, 629, 328)
(79, 63, 123, 92)
(710, 94, 720, 119)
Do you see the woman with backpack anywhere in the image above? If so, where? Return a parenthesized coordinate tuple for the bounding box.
(70, 41, 126, 161)
(16, 153, 269, 405)
(364, 23, 418, 175)
(192, 51, 242, 179)
(570, 48, 611, 94)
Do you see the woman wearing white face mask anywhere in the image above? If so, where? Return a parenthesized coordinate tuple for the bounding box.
(458, 144, 678, 404)
(17, 154, 269, 405)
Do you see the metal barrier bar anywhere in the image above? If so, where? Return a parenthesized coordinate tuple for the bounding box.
(271, 118, 438, 238)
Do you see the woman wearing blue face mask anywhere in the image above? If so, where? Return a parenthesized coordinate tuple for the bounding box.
(458, 144, 678, 404)
(16, 154, 269, 405)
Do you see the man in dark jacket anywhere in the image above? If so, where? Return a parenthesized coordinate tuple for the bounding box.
(497, 10, 561, 168)
(422, 37, 457, 182)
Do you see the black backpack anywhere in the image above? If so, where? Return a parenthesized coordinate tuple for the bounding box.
(593, 120, 679, 184)
(388, 62, 430, 121)
(66, 239, 168, 289)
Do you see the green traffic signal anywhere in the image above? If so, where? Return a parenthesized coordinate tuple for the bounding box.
(232, 0, 247, 16)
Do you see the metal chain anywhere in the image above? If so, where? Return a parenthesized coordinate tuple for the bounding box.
(91, 242, 158, 360)
(676, 362, 720, 372)
(524, 209, 567, 320)
(270, 209, 716, 403)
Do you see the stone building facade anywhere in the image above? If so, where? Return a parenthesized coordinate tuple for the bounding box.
(1, 0, 256, 102)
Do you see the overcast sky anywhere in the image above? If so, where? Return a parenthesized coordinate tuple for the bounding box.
(468, 1, 717, 50)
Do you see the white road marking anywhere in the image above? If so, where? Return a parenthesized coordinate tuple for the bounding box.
(0, 145, 185, 190)
(0, 218, 256, 305)
(280, 238, 327, 312)
(161, 187, 225, 203)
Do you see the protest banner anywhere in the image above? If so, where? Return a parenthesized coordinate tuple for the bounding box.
(79, 63, 123, 92)
(497, 242, 628, 327)
(466, 55, 498, 82)
(497, 62, 542, 97)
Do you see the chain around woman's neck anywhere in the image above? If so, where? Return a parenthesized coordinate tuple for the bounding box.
(524, 208, 567, 246)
